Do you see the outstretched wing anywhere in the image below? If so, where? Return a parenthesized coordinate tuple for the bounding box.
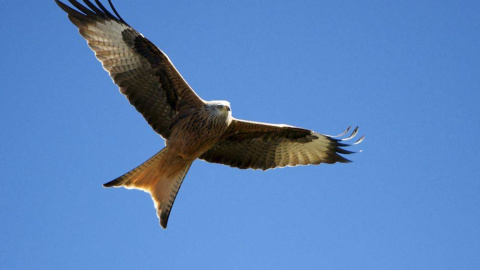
(56, 0, 204, 139)
(200, 119, 364, 170)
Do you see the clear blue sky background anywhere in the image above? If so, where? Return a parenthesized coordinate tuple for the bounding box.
(1, 0, 479, 269)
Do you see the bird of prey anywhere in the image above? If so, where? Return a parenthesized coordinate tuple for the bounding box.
(56, 0, 364, 229)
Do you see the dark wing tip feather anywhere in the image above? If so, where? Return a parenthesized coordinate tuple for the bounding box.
(329, 126, 364, 163)
(94, 0, 118, 20)
(329, 126, 351, 138)
(107, 0, 128, 25)
(68, 0, 95, 15)
(82, 0, 105, 15)
(335, 154, 353, 163)
(341, 126, 359, 141)
(336, 147, 356, 155)
(56, 0, 129, 25)
(354, 135, 365, 145)
(56, 0, 87, 19)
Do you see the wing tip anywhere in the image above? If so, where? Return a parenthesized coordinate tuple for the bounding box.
(337, 155, 353, 163)
(330, 126, 365, 163)
(56, 0, 129, 25)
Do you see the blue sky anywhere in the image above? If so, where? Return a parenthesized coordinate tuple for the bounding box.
(1, 0, 479, 269)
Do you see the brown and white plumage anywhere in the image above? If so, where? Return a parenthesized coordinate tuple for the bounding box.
(201, 122, 363, 170)
(56, 0, 203, 139)
(56, 0, 364, 229)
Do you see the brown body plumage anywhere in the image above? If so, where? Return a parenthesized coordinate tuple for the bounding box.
(56, 0, 364, 229)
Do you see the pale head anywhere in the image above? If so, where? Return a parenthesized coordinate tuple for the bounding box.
(207, 100, 231, 113)
(206, 100, 232, 124)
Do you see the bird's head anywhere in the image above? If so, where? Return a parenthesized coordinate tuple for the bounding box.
(207, 100, 232, 124)
(208, 100, 231, 114)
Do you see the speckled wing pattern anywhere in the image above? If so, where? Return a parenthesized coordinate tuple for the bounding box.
(200, 119, 364, 170)
(55, 0, 203, 139)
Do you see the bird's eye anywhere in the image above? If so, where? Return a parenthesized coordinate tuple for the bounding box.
(226, 107, 231, 112)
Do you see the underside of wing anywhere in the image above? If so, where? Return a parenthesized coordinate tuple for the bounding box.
(56, 0, 203, 139)
(200, 119, 364, 170)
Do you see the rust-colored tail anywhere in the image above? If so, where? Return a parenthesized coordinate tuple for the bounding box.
(103, 148, 192, 229)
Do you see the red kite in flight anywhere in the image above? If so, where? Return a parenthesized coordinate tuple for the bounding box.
(56, 0, 364, 229)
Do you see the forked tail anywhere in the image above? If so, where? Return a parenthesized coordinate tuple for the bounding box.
(103, 148, 192, 229)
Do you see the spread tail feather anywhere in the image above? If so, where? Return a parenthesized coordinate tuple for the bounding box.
(152, 162, 192, 229)
(103, 147, 192, 229)
(103, 148, 168, 189)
